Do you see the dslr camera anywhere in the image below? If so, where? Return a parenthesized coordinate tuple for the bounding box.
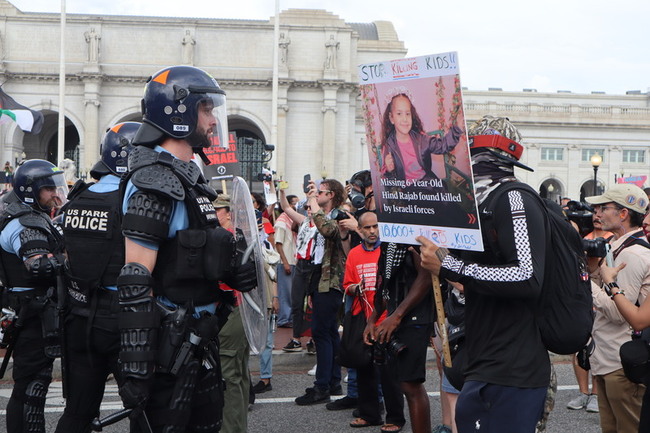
(582, 237, 610, 258)
(373, 336, 407, 365)
(329, 208, 350, 221)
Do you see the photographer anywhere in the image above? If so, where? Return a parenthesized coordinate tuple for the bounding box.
(339, 170, 376, 248)
(293, 178, 348, 405)
(585, 184, 650, 433)
(364, 241, 433, 433)
(567, 212, 612, 413)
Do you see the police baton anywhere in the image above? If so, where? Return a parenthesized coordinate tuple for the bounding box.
(91, 408, 131, 431)
(91, 408, 153, 433)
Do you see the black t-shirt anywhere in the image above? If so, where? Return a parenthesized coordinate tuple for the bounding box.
(377, 243, 433, 326)
(440, 185, 550, 388)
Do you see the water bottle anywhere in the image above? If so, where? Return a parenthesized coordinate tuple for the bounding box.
(270, 313, 278, 333)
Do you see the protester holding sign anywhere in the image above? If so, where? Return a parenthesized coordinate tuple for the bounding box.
(418, 116, 551, 433)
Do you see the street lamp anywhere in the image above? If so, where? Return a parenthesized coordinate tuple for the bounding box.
(590, 153, 602, 196)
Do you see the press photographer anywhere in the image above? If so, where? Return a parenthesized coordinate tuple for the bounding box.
(584, 184, 650, 432)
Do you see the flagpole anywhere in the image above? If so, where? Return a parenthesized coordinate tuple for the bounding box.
(57, 0, 66, 164)
(270, 0, 279, 172)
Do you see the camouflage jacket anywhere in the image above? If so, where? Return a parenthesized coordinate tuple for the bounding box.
(312, 209, 347, 293)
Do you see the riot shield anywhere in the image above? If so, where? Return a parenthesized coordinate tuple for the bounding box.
(230, 176, 268, 354)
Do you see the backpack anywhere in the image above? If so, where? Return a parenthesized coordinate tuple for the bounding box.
(483, 181, 593, 355)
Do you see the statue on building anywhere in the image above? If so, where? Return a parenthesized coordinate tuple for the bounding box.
(182, 30, 196, 65)
(279, 33, 291, 65)
(84, 27, 101, 63)
(324, 35, 339, 70)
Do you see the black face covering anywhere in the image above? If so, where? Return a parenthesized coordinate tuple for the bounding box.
(471, 151, 517, 205)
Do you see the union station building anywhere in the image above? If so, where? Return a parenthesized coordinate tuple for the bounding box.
(0, 0, 648, 201)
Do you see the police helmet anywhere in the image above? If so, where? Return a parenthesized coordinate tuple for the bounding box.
(90, 121, 140, 179)
(13, 159, 69, 211)
(133, 65, 228, 152)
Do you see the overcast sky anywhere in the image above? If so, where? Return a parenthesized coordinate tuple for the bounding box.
(9, 0, 650, 95)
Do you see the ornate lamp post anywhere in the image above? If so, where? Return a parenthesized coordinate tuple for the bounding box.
(590, 153, 602, 196)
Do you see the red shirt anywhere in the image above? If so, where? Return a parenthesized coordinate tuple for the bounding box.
(343, 243, 385, 321)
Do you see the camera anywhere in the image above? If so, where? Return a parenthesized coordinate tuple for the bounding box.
(348, 190, 366, 209)
(582, 237, 609, 258)
(373, 337, 407, 365)
(348, 170, 373, 209)
(329, 208, 349, 221)
(565, 201, 594, 237)
(256, 169, 276, 183)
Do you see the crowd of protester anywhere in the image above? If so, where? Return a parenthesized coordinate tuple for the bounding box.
(1, 61, 650, 433)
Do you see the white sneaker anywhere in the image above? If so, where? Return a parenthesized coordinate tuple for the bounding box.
(307, 364, 317, 376)
(586, 394, 599, 413)
(566, 393, 589, 410)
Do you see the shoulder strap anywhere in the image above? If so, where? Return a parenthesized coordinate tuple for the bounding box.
(613, 230, 650, 260)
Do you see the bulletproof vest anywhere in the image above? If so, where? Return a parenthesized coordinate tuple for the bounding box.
(62, 181, 124, 305)
(0, 193, 64, 290)
(127, 147, 230, 306)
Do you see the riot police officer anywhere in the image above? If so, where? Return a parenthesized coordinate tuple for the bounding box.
(0, 159, 68, 433)
(117, 65, 256, 433)
(54, 122, 140, 433)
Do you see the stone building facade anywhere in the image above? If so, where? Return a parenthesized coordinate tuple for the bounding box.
(0, 0, 648, 199)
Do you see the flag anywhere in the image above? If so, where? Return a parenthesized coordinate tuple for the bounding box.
(0, 87, 44, 134)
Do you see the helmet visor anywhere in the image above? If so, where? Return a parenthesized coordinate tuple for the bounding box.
(36, 173, 69, 211)
(193, 90, 228, 149)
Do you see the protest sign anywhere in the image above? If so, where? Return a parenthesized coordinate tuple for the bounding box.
(358, 52, 483, 251)
(202, 131, 241, 179)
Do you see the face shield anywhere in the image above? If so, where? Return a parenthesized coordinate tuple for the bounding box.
(34, 173, 69, 212)
(190, 88, 228, 150)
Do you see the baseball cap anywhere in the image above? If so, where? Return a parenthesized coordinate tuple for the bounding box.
(585, 184, 649, 215)
(213, 193, 231, 209)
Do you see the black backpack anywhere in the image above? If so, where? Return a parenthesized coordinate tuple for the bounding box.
(483, 182, 594, 355)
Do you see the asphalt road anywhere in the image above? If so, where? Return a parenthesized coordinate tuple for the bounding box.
(0, 353, 603, 433)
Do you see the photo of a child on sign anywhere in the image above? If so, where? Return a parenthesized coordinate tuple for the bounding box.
(359, 53, 482, 249)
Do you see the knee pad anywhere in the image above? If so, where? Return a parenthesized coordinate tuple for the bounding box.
(23, 370, 52, 433)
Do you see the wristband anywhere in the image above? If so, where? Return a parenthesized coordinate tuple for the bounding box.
(611, 290, 626, 299)
(340, 233, 350, 241)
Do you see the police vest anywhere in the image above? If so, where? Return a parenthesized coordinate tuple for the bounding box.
(62, 181, 124, 305)
(126, 148, 235, 306)
(0, 192, 64, 290)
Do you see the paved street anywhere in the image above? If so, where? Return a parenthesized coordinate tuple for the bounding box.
(0, 344, 603, 433)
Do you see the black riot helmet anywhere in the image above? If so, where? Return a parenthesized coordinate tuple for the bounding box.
(133, 66, 228, 160)
(90, 121, 140, 179)
(13, 159, 68, 212)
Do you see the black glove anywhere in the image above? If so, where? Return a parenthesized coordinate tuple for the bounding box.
(119, 377, 151, 409)
(232, 260, 257, 293)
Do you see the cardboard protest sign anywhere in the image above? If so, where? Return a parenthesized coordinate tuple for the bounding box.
(358, 52, 483, 251)
(202, 131, 241, 179)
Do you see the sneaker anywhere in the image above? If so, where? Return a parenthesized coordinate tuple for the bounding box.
(326, 396, 358, 411)
(306, 340, 316, 355)
(329, 384, 344, 396)
(282, 339, 302, 352)
(566, 393, 589, 410)
(252, 380, 272, 394)
(295, 387, 330, 405)
(586, 394, 599, 413)
(308, 364, 317, 376)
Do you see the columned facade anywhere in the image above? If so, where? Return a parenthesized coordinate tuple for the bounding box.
(0, 1, 648, 198)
